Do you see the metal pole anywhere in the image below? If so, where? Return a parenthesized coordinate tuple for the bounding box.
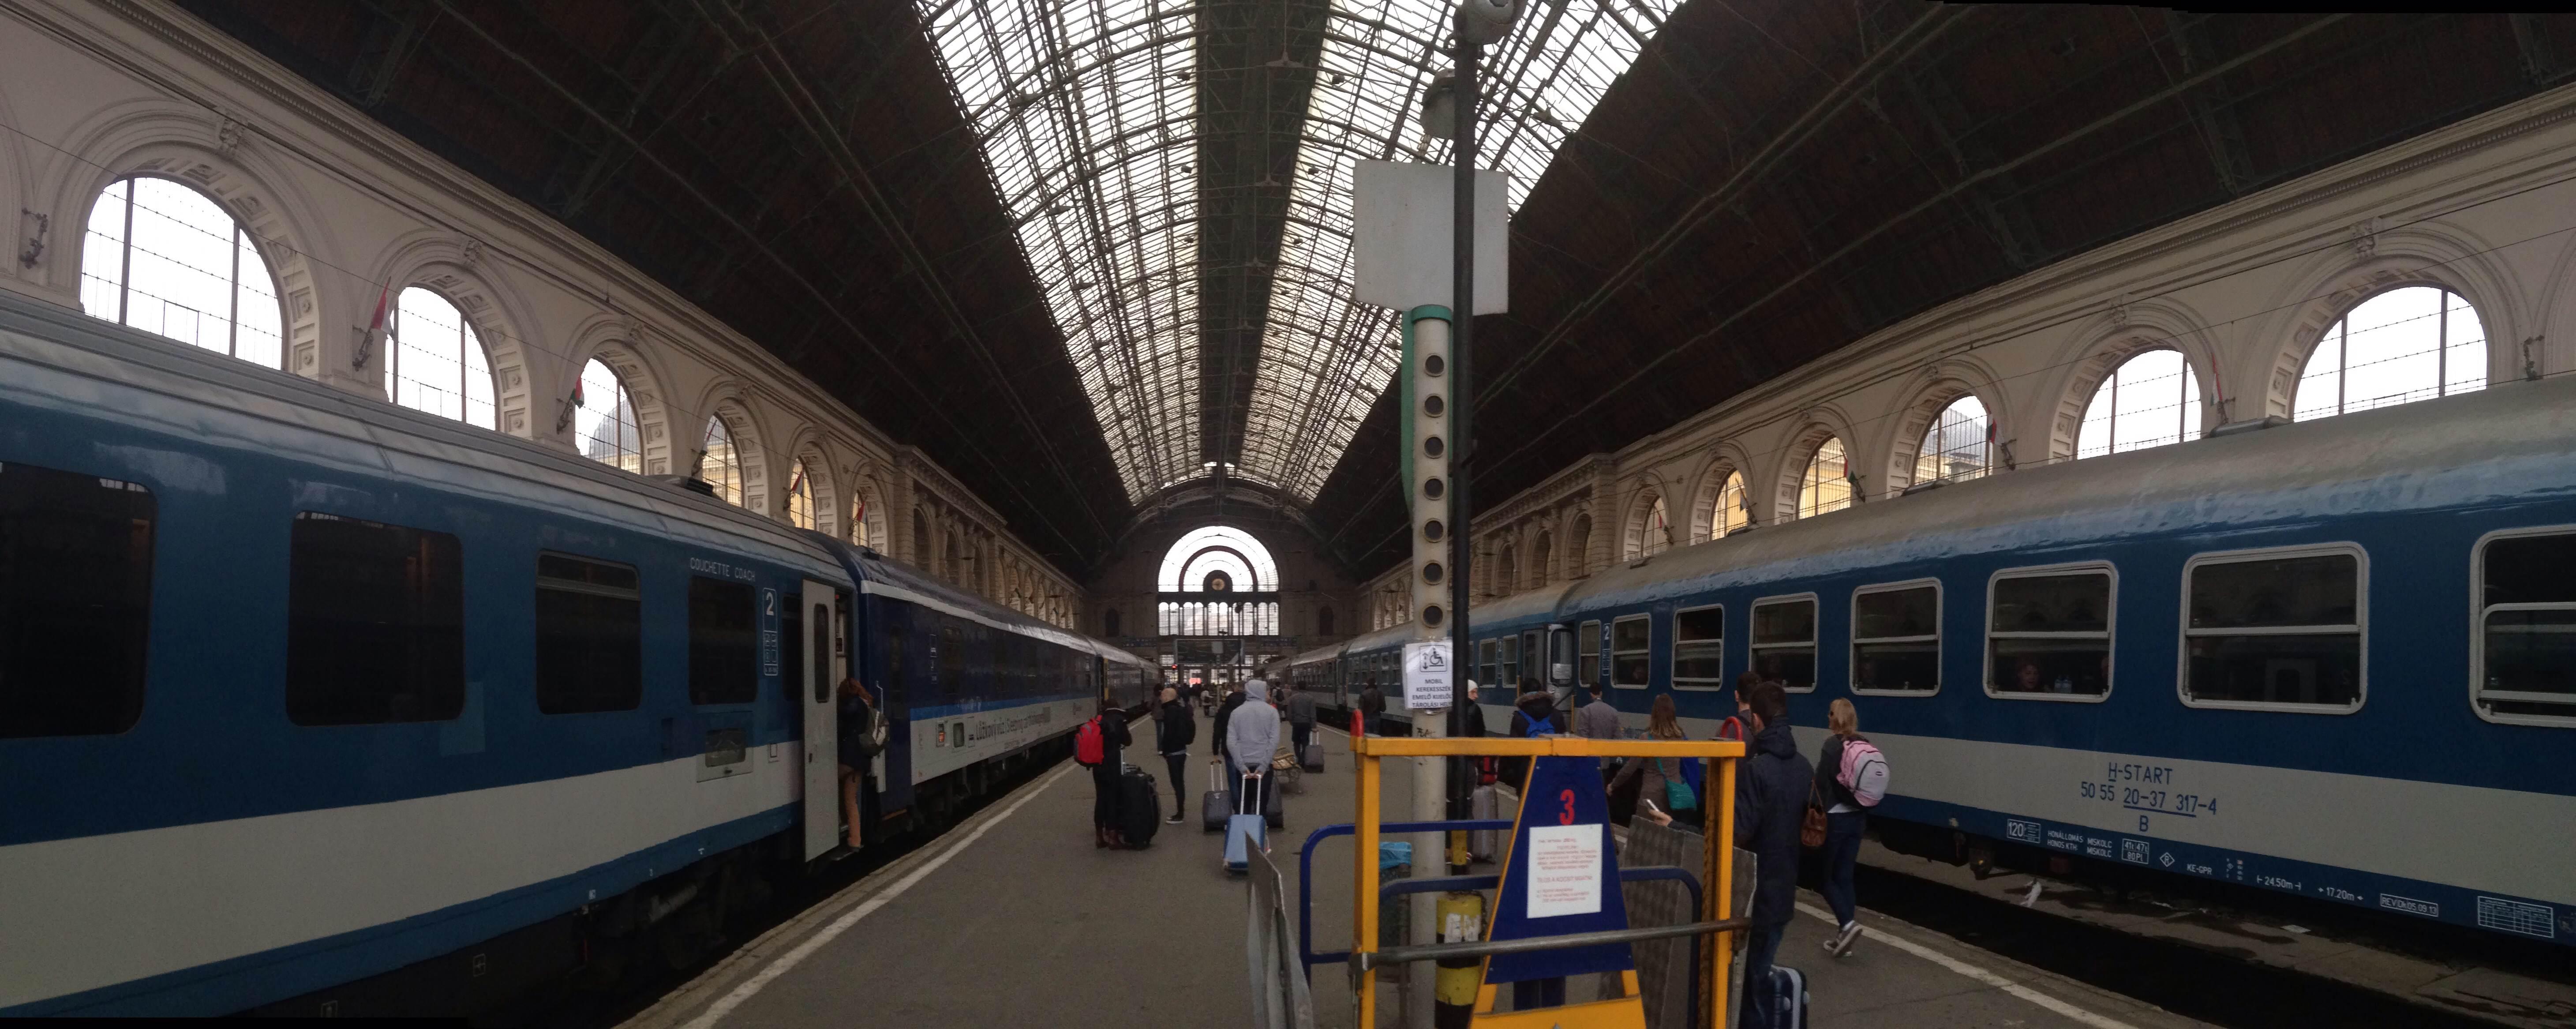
(1445, 6, 1479, 827)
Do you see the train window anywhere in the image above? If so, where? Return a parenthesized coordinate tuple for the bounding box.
(2473, 529, 2576, 725)
(2181, 546, 2363, 711)
(884, 618, 905, 699)
(1672, 605, 1724, 690)
(1478, 639, 1498, 691)
(533, 553, 641, 714)
(685, 576, 757, 705)
(1498, 635, 1520, 689)
(1610, 615, 1651, 689)
(1749, 596, 1817, 692)
(780, 602, 803, 702)
(1579, 620, 1601, 687)
(811, 603, 831, 704)
(0, 462, 154, 737)
(939, 620, 964, 699)
(1986, 564, 2113, 700)
(1853, 581, 1940, 695)
(286, 512, 464, 725)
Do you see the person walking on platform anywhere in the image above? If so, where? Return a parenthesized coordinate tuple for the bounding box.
(1816, 698, 1872, 958)
(1572, 679, 1623, 779)
(1502, 678, 1567, 789)
(1356, 679, 1386, 737)
(1212, 684, 1246, 767)
(1610, 694, 1696, 828)
(1083, 698, 1134, 849)
(1226, 680, 1282, 851)
(1155, 687, 1194, 823)
(1285, 682, 1318, 759)
(1732, 680, 1811, 1026)
(837, 677, 881, 849)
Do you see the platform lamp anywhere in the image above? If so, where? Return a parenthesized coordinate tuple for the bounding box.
(1417, 4, 1519, 1027)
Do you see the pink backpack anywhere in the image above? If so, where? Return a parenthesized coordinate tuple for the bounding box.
(1837, 738, 1889, 807)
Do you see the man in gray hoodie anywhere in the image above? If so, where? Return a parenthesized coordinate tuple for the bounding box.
(1226, 679, 1282, 819)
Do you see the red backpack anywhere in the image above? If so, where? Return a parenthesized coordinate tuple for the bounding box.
(1074, 716, 1106, 767)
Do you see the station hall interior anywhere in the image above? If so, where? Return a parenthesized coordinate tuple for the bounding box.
(6, 1, 2576, 1026)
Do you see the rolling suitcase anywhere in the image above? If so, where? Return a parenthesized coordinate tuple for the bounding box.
(1753, 965, 1808, 1029)
(1224, 771, 1267, 874)
(1117, 763, 1160, 848)
(1468, 784, 1500, 862)
(1201, 759, 1230, 834)
(1299, 740, 1324, 772)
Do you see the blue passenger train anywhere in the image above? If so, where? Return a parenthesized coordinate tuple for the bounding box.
(0, 293, 1151, 1016)
(1288, 378, 2576, 950)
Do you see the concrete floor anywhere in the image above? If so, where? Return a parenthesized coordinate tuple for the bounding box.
(625, 709, 2205, 1029)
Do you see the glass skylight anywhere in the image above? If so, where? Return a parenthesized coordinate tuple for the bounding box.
(1234, 0, 1677, 498)
(918, 0, 1672, 503)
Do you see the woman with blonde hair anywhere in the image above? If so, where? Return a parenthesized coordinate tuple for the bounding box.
(1610, 694, 1696, 827)
(1816, 697, 1868, 957)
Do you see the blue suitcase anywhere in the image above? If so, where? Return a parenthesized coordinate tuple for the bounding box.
(1223, 772, 1267, 874)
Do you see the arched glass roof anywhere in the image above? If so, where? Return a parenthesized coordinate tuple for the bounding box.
(1159, 525, 1279, 592)
(919, 0, 1675, 502)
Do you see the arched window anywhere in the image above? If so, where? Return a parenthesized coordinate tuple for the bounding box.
(2295, 285, 2486, 420)
(2077, 349, 2201, 458)
(1915, 395, 1991, 484)
(1105, 608, 1122, 637)
(1633, 493, 1671, 558)
(784, 461, 816, 530)
(702, 415, 745, 505)
(848, 492, 881, 549)
(81, 176, 285, 367)
(575, 359, 640, 472)
(1317, 606, 1334, 636)
(1710, 471, 1749, 540)
(1797, 437, 1853, 518)
(388, 287, 495, 429)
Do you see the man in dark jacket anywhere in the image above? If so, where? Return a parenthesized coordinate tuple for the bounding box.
(1285, 682, 1320, 758)
(1732, 679, 1811, 1025)
(1212, 685, 1247, 766)
(1154, 687, 1194, 822)
(1357, 680, 1387, 736)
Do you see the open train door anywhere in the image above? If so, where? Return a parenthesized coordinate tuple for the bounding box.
(801, 579, 843, 860)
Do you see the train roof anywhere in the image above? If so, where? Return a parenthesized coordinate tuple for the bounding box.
(835, 540, 1138, 662)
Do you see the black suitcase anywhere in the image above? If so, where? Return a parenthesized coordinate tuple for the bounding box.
(1118, 764, 1160, 848)
(1202, 759, 1230, 833)
(1751, 965, 1808, 1029)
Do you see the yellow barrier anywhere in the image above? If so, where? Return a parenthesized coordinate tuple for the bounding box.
(1346, 732, 1747, 1029)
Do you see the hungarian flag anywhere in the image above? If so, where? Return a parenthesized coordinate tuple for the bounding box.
(570, 373, 586, 408)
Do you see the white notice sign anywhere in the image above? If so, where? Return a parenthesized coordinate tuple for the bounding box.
(1525, 824, 1604, 918)
(1402, 640, 1453, 710)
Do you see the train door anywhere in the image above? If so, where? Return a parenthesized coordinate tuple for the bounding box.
(801, 579, 841, 860)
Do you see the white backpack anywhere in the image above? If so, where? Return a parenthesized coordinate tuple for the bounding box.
(1837, 738, 1890, 807)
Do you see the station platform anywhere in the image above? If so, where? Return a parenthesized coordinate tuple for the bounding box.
(622, 707, 2205, 1029)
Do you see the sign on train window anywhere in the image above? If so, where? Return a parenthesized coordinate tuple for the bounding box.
(1578, 620, 1601, 687)
(1611, 614, 1651, 689)
(2180, 546, 2363, 711)
(1750, 595, 1817, 693)
(535, 553, 642, 713)
(0, 462, 154, 737)
(1986, 564, 2112, 701)
(1853, 582, 1939, 695)
(1672, 606, 1724, 690)
(686, 575, 758, 705)
(2474, 528, 2576, 726)
(287, 512, 464, 725)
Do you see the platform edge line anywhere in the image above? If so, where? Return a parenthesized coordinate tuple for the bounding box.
(1795, 901, 2142, 1029)
(672, 761, 1078, 1029)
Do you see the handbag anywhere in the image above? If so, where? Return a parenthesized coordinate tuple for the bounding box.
(1660, 758, 1696, 811)
(1800, 779, 1829, 849)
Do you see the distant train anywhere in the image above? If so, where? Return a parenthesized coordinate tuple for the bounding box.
(1288, 379, 2576, 950)
(0, 293, 1151, 1016)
